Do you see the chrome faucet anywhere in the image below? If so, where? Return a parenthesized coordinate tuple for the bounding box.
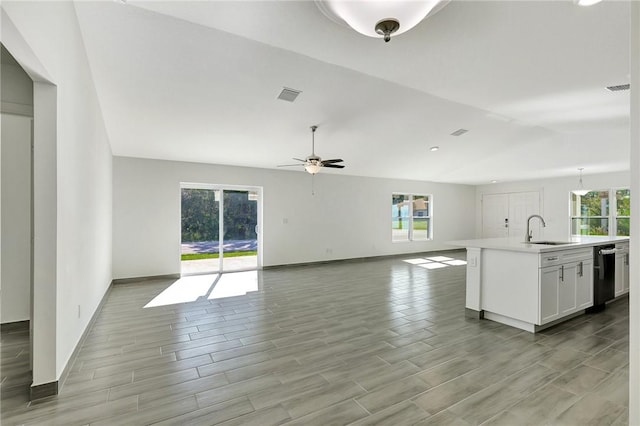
(525, 214, 546, 242)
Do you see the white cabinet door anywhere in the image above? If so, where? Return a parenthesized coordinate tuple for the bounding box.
(614, 252, 625, 297)
(541, 258, 591, 324)
(575, 259, 593, 310)
(558, 263, 577, 316)
(615, 243, 630, 296)
(623, 252, 630, 293)
(540, 265, 560, 324)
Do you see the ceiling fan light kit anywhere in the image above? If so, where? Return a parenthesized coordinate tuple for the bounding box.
(277, 125, 345, 175)
(315, 0, 446, 43)
(304, 161, 322, 175)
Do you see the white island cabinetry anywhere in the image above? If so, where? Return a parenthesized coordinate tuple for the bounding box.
(539, 248, 593, 325)
(450, 236, 628, 333)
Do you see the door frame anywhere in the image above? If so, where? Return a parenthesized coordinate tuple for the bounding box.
(180, 182, 263, 274)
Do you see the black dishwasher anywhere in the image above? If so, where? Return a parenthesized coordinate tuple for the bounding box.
(587, 244, 616, 313)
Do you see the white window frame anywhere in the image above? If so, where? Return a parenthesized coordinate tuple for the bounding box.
(570, 187, 630, 238)
(392, 193, 433, 242)
(613, 187, 631, 237)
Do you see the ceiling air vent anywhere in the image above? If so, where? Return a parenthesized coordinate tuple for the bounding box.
(450, 128, 468, 137)
(606, 84, 630, 92)
(277, 87, 302, 102)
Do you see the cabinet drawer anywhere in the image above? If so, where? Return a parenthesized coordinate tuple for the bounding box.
(540, 248, 592, 267)
(615, 242, 629, 253)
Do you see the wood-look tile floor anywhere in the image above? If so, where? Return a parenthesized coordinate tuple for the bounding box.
(1, 250, 629, 425)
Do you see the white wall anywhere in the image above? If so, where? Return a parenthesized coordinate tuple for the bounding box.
(113, 156, 476, 279)
(1, 47, 33, 116)
(2, 2, 113, 385)
(1, 114, 31, 323)
(475, 171, 630, 241)
(0, 47, 33, 324)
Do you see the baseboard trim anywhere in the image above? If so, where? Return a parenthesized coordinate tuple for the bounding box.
(263, 248, 465, 270)
(1, 320, 30, 332)
(112, 273, 180, 285)
(30, 381, 58, 400)
(465, 308, 484, 320)
(33, 280, 115, 401)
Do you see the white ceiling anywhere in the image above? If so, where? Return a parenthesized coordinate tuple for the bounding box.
(73, 0, 630, 184)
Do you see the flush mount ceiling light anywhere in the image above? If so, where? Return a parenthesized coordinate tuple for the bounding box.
(574, 0, 603, 6)
(572, 168, 590, 196)
(315, 0, 448, 43)
(429, 146, 439, 152)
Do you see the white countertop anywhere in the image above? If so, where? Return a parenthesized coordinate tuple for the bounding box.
(448, 236, 629, 253)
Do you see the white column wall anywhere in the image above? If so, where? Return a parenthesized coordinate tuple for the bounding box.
(3, 2, 113, 384)
(113, 157, 476, 279)
(31, 82, 58, 386)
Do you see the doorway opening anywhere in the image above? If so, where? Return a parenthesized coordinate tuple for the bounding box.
(180, 184, 262, 276)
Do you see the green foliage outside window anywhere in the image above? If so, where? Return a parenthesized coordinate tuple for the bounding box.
(182, 189, 220, 242)
(571, 189, 630, 237)
(181, 189, 257, 242)
(616, 189, 630, 236)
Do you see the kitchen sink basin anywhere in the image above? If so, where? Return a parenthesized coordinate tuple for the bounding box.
(524, 241, 574, 245)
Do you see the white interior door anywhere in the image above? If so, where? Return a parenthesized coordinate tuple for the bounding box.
(482, 191, 541, 239)
(508, 191, 542, 240)
(482, 193, 509, 238)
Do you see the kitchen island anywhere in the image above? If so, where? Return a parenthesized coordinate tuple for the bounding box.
(449, 236, 629, 332)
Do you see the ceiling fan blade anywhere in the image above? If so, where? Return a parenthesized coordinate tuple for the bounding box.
(277, 164, 304, 168)
(322, 159, 343, 164)
(322, 164, 345, 169)
(292, 158, 306, 162)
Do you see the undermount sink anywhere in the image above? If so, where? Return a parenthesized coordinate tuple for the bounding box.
(524, 241, 574, 246)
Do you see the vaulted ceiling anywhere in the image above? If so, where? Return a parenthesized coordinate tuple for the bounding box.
(73, 1, 630, 184)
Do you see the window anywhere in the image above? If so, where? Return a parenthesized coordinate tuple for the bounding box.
(392, 194, 432, 242)
(570, 188, 630, 237)
(615, 189, 630, 236)
(571, 190, 609, 236)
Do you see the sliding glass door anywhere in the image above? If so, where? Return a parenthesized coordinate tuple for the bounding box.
(222, 190, 258, 272)
(181, 185, 260, 275)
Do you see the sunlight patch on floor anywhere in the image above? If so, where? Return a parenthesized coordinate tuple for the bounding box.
(403, 255, 466, 269)
(426, 256, 454, 262)
(144, 274, 218, 308)
(209, 271, 259, 300)
(418, 262, 449, 269)
(403, 258, 433, 265)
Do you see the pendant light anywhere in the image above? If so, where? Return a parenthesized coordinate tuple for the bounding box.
(572, 168, 589, 196)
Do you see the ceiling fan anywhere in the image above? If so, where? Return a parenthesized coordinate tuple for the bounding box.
(278, 125, 345, 174)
